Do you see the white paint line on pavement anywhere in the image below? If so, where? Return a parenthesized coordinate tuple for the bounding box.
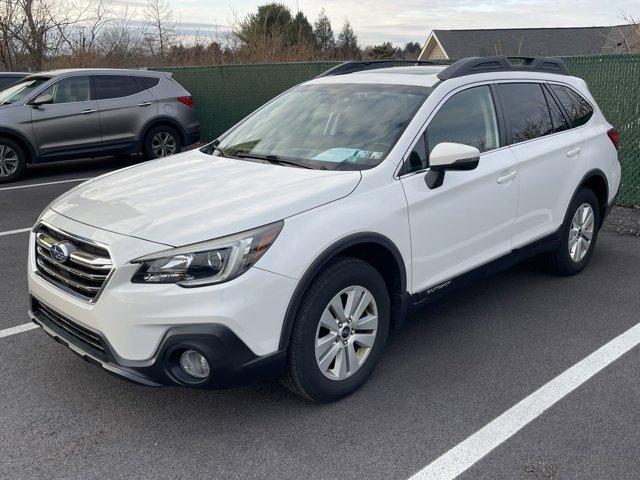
(409, 321, 640, 480)
(0, 227, 31, 237)
(0, 177, 90, 192)
(0, 322, 38, 339)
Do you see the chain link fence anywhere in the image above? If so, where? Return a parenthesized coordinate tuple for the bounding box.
(162, 54, 640, 205)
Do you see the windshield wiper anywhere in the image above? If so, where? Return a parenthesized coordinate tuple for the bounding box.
(235, 152, 312, 169)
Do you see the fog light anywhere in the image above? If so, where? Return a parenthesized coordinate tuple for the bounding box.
(179, 350, 210, 379)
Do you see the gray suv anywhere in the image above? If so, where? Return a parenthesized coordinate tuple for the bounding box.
(0, 68, 200, 182)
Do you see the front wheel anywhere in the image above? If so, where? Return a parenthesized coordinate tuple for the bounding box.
(283, 257, 390, 402)
(542, 188, 600, 275)
(0, 138, 26, 183)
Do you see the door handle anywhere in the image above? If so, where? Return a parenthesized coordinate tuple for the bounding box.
(138, 101, 152, 107)
(497, 170, 517, 184)
(80, 108, 96, 114)
(566, 146, 581, 157)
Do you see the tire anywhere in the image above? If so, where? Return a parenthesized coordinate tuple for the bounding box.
(143, 125, 181, 159)
(283, 256, 390, 402)
(0, 138, 27, 183)
(541, 188, 601, 276)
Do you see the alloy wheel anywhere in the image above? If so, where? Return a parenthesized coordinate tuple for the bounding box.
(315, 285, 378, 381)
(151, 132, 177, 157)
(0, 144, 18, 177)
(568, 203, 595, 263)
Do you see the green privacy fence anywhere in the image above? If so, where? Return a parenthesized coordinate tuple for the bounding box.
(161, 54, 640, 205)
(562, 55, 640, 205)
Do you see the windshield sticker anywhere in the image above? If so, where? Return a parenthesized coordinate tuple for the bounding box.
(313, 148, 384, 163)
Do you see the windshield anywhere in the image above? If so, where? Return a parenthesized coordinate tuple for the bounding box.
(0, 77, 50, 105)
(214, 83, 431, 170)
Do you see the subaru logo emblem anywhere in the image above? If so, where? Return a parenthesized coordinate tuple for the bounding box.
(50, 241, 76, 263)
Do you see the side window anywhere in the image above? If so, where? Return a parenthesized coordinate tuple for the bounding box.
(497, 83, 553, 143)
(542, 86, 569, 133)
(550, 84, 593, 127)
(136, 76, 160, 90)
(40, 76, 91, 104)
(426, 85, 500, 154)
(93, 75, 141, 100)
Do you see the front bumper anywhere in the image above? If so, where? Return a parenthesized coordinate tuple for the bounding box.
(30, 296, 286, 388)
(28, 211, 298, 387)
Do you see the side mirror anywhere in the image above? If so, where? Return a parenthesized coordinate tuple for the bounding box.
(425, 142, 480, 189)
(31, 93, 53, 107)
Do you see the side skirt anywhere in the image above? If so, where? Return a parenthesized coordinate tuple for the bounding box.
(409, 228, 562, 310)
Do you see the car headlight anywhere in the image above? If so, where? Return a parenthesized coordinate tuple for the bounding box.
(131, 221, 283, 287)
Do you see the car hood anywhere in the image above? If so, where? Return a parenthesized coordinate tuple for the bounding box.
(50, 149, 361, 246)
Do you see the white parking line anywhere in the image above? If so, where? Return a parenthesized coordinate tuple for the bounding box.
(0, 177, 90, 192)
(0, 227, 31, 237)
(409, 321, 640, 480)
(0, 322, 38, 339)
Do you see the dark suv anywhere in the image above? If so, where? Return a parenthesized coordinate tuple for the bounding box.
(0, 69, 200, 182)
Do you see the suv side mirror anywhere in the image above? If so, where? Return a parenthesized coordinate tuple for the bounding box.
(31, 93, 54, 107)
(425, 142, 480, 189)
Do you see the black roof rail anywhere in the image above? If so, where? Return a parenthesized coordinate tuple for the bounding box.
(437, 56, 569, 80)
(316, 60, 447, 77)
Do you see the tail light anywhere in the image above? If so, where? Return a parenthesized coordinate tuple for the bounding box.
(177, 96, 193, 108)
(607, 128, 620, 150)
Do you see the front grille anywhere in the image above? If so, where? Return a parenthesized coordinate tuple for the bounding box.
(31, 298, 111, 362)
(34, 224, 113, 301)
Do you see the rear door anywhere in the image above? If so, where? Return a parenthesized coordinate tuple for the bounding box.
(400, 84, 519, 293)
(31, 75, 101, 157)
(497, 82, 585, 247)
(93, 75, 158, 150)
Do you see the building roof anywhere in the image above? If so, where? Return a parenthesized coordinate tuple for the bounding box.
(424, 25, 637, 59)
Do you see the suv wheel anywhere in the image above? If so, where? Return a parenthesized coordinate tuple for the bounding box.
(144, 125, 181, 159)
(542, 188, 600, 275)
(0, 138, 26, 183)
(283, 257, 390, 402)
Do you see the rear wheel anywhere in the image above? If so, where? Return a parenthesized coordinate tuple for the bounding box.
(143, 125, 181, 159)
(0, 138, 26, 183)
(542, 188, 600, 275)
(283, 257, 390, 402)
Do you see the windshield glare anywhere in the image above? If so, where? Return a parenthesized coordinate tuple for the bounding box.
(0, 77, 50, 105)
(216, 83, 431, 170)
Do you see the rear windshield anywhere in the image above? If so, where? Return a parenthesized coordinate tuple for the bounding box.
(214, 83, 432, 170)
(0, 77, 50, 105)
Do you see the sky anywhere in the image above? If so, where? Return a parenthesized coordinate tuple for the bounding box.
(127, 0, 640, 46)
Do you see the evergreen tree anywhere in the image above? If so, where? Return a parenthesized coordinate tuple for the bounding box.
(368, 41, 399, 60)
(236, 3, 293, 43)
(336, 19, 360, 59)
(313, 8, 335, 53)
(290, 11, 314, 44)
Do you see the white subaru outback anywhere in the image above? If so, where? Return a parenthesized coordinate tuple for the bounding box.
(28, 57, 621, 402)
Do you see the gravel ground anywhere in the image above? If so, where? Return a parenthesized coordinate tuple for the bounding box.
(603, 205, 640, 236)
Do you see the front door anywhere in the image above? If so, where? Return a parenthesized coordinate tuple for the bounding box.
(30, 75, 101, 158)
(400, 84, 519, 294)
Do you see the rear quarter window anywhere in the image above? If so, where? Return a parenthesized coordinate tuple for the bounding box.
(549, 84, 594, 127)
(136, 76, 160, 90)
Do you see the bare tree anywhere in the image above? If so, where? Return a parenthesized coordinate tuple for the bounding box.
(144, 0, 175, 66)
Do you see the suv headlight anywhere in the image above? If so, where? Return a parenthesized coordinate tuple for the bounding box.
(131, 221, 283, 287)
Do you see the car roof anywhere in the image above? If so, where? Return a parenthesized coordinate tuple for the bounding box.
(309, 65, 583, 90)
(309, 67, 444, 88)
(26, 68, 167, 78)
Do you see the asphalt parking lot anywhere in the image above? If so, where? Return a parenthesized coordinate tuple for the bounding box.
(1, 158, 640, 480)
